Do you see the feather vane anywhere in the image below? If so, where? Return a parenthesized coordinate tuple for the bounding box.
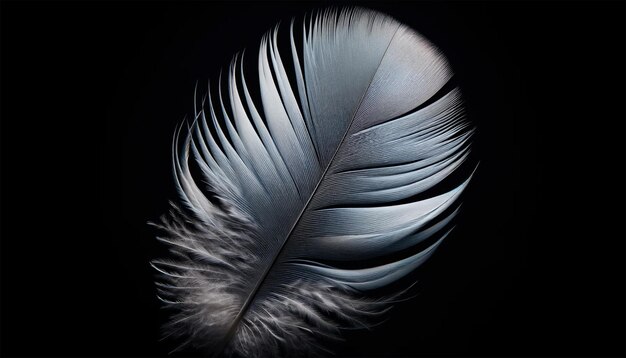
(153, 7, 475, 356)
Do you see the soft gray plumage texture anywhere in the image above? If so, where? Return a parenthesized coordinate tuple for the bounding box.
(152, 7, 475, 357)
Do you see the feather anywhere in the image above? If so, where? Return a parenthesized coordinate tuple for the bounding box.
(152, 7, 475, 357)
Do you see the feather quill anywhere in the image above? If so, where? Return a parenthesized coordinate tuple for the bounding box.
(152, 7, 475, 356)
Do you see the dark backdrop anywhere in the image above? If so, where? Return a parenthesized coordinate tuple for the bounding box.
(1, 1, 624, 357)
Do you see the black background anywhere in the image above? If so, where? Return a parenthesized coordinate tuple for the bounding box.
(1, 1, 624, 357)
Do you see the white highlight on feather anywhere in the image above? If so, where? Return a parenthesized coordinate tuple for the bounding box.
(153, 7, 475, 356)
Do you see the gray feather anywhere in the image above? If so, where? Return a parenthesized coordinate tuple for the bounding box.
(153, 7, 475, 356)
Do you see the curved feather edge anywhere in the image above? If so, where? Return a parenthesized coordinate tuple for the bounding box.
(152, 6, 476, 357)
